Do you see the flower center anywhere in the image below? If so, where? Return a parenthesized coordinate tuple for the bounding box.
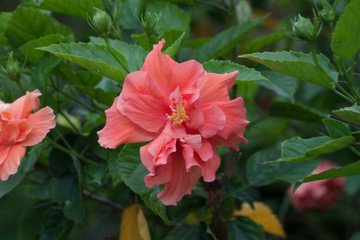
(166, 97, 188, 126)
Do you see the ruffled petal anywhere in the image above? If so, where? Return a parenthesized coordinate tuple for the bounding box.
(0, 121, 20, 142)
(0, 145, 26, 181)
(162, 121, 186, 139)
(181, 143, 198, 172)
(183, 134, 202, 151)
(195, 149, 221, 182)
(141, 39, 178, 96)
(171, 60, 204, 103)
(214, 97, 249, 143)
(21, 107, 56, 146)
(197, 71, 238, 104)
(0, 144, 11, 165)
(11, 90, 41, 119)
(140, 133, 176, 171)
(123, 94, 169, 133)
(147, 150, 202, 206)
(187, 107, 204, 130)
(196, 138, 213, 161)
(118, 71, 168, 113)
(198, 105, 226, 138)
(98, 97, 156, 149)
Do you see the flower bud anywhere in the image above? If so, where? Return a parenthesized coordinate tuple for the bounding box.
(319, 0, 335, 22)
(88, 8, 112, 38)
(291, 14, 315, 41)
(140, 12, 162, 35)
(6, 52, 21, 83)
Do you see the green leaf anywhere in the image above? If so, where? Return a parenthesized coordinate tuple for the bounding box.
(270, 101, 326, 123)
(203, 60, 267, 82)
(117, 0, 142, 30)
(146, 1, 190, 35)
(240, 51, 338, 88)
(164, 223, 212, 240)
(37, 207, 73, 240)
(194, 15, 267, 62)
(270, 135, 355, 163)
(117, 144, 169, 223)
(89, 37, 148, 72)
(38, 42, 127, 82)
(72, 84, 117, 106)
(0, 146, 41, 198)
(255, 71, 298, 103)
(246, 148, 319, 186)
(5, 7, 72, 48)
(38, 0, 104, 18)
(0, 12, 11, 45)
(301, 160, 360, 182)
(228, 216, 265, 240)
(19, 34, 66, 63)
(243, 32, 287, 54)
(84, 163, 107, 185)
(323, 118, 351, 138)
(131, 33, 160, 51)
(164, 32, 186, 58)
(333, 105, 360, 123)
(331, 0, 360, 59)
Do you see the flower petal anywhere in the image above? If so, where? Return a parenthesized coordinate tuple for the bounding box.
(197, 71, 238, 104)
(198, 105, 226, 138)
(196, 138, 213, 161)
(171, 60, 204, 103)
(21, 107, 56, 146)
(187, 107, 204, 130)
(141, 39, 178, 96)
(123, 94, 169, 133)
(184, 134, 202, 151)
(11, 90, 41, 119)
(195, 148, 220, 182)
(0, 145, 11, 165)
(98, 97, 156, 149)
(148, 150, 202, 206)
(0, 145, 26, 181)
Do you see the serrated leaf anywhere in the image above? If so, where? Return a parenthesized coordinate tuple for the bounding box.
(240, 51, 338, 88)
(19, 34, 66, 63)
(323, 118, 351, 138)
(331, 0, 360, 59)
(233, 202, 286, 238)
(117, 0, 142, 30)
(228, 216, 265, 240)
(89, 37, 148, 72)
(131, 33, 160, 51)
(38, 42, 127, 82)
(120, 203, 151, 240)
(146, 1, 190, 35)
(117, 144, 169, 223)
(243, 32, 287, 53)
(194, 15, 267, 62)
(5, 7, 72, 48)
(39, 0, 104, 18)
(256, 71, 298, 103)
(297, 160, 360, 184)
(164, 32, 185, 58)
(246, 148, 318, 186)
(333, 104, 360, 123)
(270, 101, 326, 123)
(203, 60, 267, 82)
(271, 136, 355, 163)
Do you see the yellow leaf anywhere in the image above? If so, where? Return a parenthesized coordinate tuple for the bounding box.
(120, 203, 151, 240)
(233, 201, 286, 239)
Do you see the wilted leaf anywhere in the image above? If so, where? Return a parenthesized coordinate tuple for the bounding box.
(233, 202, 286, 238)
(120, 203, 151, 240)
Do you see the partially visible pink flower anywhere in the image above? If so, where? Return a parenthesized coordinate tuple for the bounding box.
(290, 160, 344, 210)
(98, 40, 249, 205)
(0, 90, 56, 181)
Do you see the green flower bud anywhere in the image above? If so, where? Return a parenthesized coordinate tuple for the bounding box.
(292, 14, 315, 41)
(140, 12, 162, 35)
(88, 8, 112, 38)
(6, 52, 21, 83)
(319, 0, 335, 22)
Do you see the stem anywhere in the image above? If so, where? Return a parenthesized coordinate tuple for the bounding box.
(350, 146, 360, 158)
(46, 137, 96, 165)
(329, 114, 360, 127)
(83, 190, 124, 212)
(104, 38, 130, 74)
(332, 87, 355, 103)
(59, 111, 80, 133)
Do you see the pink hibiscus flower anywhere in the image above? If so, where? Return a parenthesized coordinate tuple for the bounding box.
(290, 160, 344, 210)
(0, 90, 56, 181)
(98, 40, 249, 205)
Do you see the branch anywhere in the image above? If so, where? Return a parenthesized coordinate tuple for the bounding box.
(329, 114, 360, 127)
(83, 190, 124, 212)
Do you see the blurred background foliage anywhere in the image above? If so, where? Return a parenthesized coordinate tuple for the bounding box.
(1, 0, 360, 239)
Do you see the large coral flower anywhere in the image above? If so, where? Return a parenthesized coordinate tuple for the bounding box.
(0, 90, 56, 181)
(98, 40, 249, 205)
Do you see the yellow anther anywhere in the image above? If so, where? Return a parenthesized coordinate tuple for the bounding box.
(165, 106, 187, 126)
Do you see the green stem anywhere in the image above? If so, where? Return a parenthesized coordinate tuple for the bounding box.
(46, 137, 96, 165)
(104, 38, 130, 74)
(59, 111, 80, 133)
(350, 146, 360, 158)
